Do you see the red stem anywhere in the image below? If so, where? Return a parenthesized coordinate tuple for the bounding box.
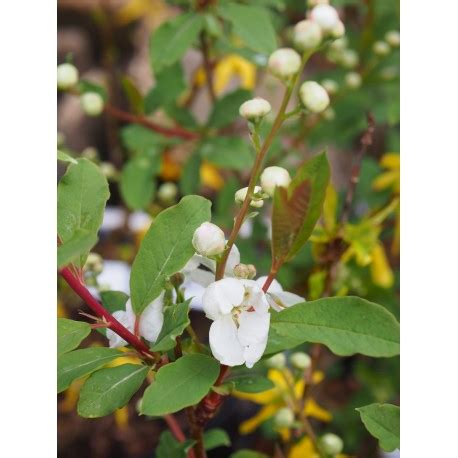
(60, 266, 156, 360)
(104, 104, 198, 141)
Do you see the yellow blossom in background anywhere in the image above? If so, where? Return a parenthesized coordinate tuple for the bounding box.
(114, 0, 169, 27)
(160, 152, 182, 181)
(288, 437, 349, 458)
(200, 161, 225, 190)
(234, 369, 331, 437)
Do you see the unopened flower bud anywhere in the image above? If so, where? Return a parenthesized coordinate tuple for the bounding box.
(385, 30, 400, 47)
(192, 222, 226, 257)
(57, 63, 78, 90)
(170, 272, 185, 288)
(345, 72, 362, 89)
(321, 79, 339, 95)
(373, 40, 390, 56)
(290, 352, 311, 370)
(274, 407, 295, 428)
(100, 162, 117, 180)
(260, 166, 291, 197)
(299, 81, 330, 113)
(310, 4, 340, 34)
(265, 353, 286, 369)
(81, 146, 99, 161)
(233, 264, 250, 279)
(81, 92, 104, 117)
(331, 20, 345, 39)
(239, 98, 272, 122)
(330, 37, 348, 51)
(84, 252, 104, 275)
(158, 182, 178, 202)
(293, 20, 322, 51)
(340, 49, 359, 68)
(380, 66, 398, 81)
(268, 48, 302, 80)
(246, 264, 257, 279)
(319, 433, 344, 455)
(322, 107, 335, 121)
(235, 186, 264, 208)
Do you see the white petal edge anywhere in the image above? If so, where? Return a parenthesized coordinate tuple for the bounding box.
(209, 315, 245, 366)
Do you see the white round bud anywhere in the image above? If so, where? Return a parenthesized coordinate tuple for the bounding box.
(385, 30, 400, 47)
(380, 66, 398, 81)
(192, 222, 226, 257)
(319, 433, 344, 455)
(268, 48, 302, 80)
(293, 20, 322, 51)
(246, 264, 257, 279)
(322, 107, 335, 121)
(290, 352, 311, 370)
(100, 162, 117, 179)
(57, 63, 79, 90)
(81, 146, 99, 161)
(345, 72, 362, 89)
(84, 252, 104, 275)
(321, 79, 339, 95)
(299, 81, 330, 113)
(233, 264, 250, 279)
(235, 186, 264, 208)
(373, 40, 390, 56)
(80, 92, 104, 117)
(239, 98, 272, 122)
(330, 37, 348, 51)
(158, 182, 178, 202)
(260, 166, 291, 197)
(331, 20, 345, 38)
(265, 353, 286, 369)
(274, 407, 295, 428)
(340, 49, 359, 68)
(310, 4, 340, 34)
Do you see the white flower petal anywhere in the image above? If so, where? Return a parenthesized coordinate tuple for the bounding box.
(255, 276, 283, 293)
(243, 338, 268, 368)
(209, 316, 245, 366)
(182, 280, 206, 310)
(238, 310, 270, 346)
(267, 291, 305, 311)
(225, 244, 241, 274)
(188, 268, 215, 288)
(241, 279, 270, 313)
(203, 278, 244, 319)
(106, 310, 134, 348)
(139, 293, 164, 343)
(182, 255, 201, 274)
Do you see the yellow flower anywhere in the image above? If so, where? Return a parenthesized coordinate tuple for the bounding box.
(160, 152, 182, 181)
(288, 437, 349, 458)
(234, 369, 331, 436)
(115, 0, 169, 27)
(200, 161, 225, 190)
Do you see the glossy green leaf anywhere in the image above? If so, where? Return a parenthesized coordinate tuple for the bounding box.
(203, 428, 231, 450)
(121, 124, 166, 156)
(130, 196, 211, 314)
(151, 300, 191, 352)
(57, 347, 122, 393)
(356, 403, 400, 452)
(121, 76, 144, 115)
(266, 296, 400, 357)
(229, 374, 274, 393)
(120, 156, 159, 210)
(156, 431, 195, 458)
(57, 318, 91, 356)
(150, 13, 204, 73)
(100, 291, 129, 314)
(199, 137, 254, 171)
(180, 154, 202, 195)
(57, 228, 98, 268)
(218, 3, 276, 54)
(78, 79, 108, 101)
(140, 354, 220, 416)
(78, 364, 149, 418)
(57, 159, 110, 268)
(57, 149, 77, 164)
(207, 89, 252, 129)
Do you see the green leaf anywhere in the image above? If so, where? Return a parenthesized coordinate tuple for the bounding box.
(266, 296, 400, 357)
(207, 89, 252, 129)
(57, 228, 98, 268)
(57, 318, 91, 356)
(356, 403, 400, 452)
(199, 137, 254, 171)
(130, 196, 211, 314)
(218, 3, 277, 54)
(203, 428, 231, 450)
(78, 364, 149, 418)
(141, 354, 219, 416)
(151, 301, 191, 352)
(57, 347, 122, 393)
(100, 291, 129, 314)
(57, 149, 77, 164)
(156, 431, 195, 458)
(272, 152, 330, 263)
(231, 450, 268, 458)
(120, 156, 158, 210)
(78, 79, 108, 101)
(121, 76, 144, 115)
(57, 159, 110, 268)
(121, 124, 166, 156)
(229, 374, 274, 393)
(180, 154, 202, 195)
(150, 13, 204, 74)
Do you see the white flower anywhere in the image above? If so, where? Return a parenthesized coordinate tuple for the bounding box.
(260, 166, 291, 197)
(57, 63, 78, 89)
(256, 275, 304, 311)
(80, 92, 104, 116)
(345, 72, 362, 89)
(268, 48, 302, 80)
(158, 182, 178, 202)
(310, 4, 340, 34)
(192, 222, 226, 257)
(235, 186, 264, 208)
(340, 49, 359, 68)
(385, 30, 400, 47)
(299, 81, 330, 113)
(293, 20, 322, 51)
(373, 40, 390, 56)
(319, 433, 344, 455)
(203, 278, 270, 368)
(239, 98, 271, 121)
(106, 296, 164, 348)
(321, 79, 339, 95)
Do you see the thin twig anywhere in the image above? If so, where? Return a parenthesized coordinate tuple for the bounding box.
(200, 31, 216, 103)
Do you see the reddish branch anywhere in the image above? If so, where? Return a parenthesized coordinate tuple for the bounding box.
(60, 266, 157, 360)
(104, 104, 198, 141)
